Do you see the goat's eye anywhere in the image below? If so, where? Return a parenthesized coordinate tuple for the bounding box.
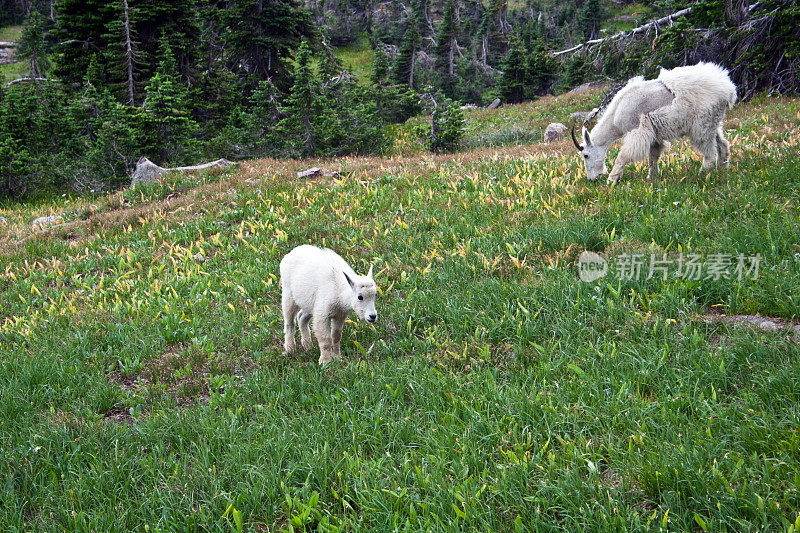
(358, 295, 364, 301)
(583, 154, 589, 159)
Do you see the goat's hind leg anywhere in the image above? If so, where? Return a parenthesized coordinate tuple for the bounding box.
(647, 141, 669, 180)
(716, 127, 730, 168)
(297, 310, 313, 350)
(282, 291, 299, 354)
(693, 134, 719, 171)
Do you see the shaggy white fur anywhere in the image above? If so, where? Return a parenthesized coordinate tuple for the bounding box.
(575, 62, 737, 184)
(280, 245, 378, 365)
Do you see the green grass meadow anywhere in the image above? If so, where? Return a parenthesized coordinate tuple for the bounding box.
(1, 93, 799, 531)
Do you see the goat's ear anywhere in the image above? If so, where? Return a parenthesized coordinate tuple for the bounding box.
(343, 271, 355, 289)
(582, 127, 592, 147)
(367, 263, 374, 279)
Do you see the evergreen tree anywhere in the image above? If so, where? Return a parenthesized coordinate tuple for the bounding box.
(102, 0, 141, 105)
(54, 0, 115, 89)
(69, 55, 144, 188)
(0, 82, 74, 196)
(434, 0, 457, 95)
(498, 36, 526, 103)
(16, 9, 52, 81)
(140, 38, 200, 164)
(277, 41, 323, 156)
(222, 0, 318, 91)
(372, 47, 421, 123)
(525, 36, 556, 97)
(580, 0, 602, 40)
(426, 92, 464, 153)
(393, 19, 421, 88)
(133, 0, 200, 83)
(371, 47, 390, 87)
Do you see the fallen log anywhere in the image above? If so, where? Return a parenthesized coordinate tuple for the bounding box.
(553, 2, 760, 58)
(130, 156, 238, 187)
(5, 77, 57, 88)
(553, 7, 693, 57)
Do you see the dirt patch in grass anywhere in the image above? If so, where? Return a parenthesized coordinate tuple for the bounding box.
(698, 308, 800, 337)
(106, 344, 258, 416)
(101, 407, 135, 425)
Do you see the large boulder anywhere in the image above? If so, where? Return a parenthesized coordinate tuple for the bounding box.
(130, 157, 167, 187)
(486, 98, 501, 110)
(544, 122, 568, 143)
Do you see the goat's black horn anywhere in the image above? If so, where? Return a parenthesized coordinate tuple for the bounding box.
(571, 124, 583, 151)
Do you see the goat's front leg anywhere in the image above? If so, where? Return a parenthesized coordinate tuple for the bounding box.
(609, 127, 655, 184)
(607, 157, 625, 184)
(313, 313, 334, 365)
(330, 316, 345, 361)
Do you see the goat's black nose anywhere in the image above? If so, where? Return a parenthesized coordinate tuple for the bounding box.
(368, 314, 377, 323)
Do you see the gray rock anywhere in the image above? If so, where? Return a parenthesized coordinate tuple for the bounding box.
(130, 157, 167, 187)
(544, 122, 568, 143)
(567, 82, 593, 95)
(32, 215, 63, 230)
(486, 98, 502, 110)
(569, 111, 588, 122)
(298, 167, 324, 179)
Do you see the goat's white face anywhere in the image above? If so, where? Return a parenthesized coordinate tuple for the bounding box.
(573, 126, 608, 181)
(343, 266, 378, 324)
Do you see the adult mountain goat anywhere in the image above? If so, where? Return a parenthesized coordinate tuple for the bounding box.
(572, 62, 737, 184)
(280, 245, 378, 365)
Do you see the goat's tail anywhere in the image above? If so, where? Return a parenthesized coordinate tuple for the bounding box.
(727, 89, 738, 110)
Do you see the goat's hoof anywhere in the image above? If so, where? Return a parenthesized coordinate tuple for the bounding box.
(301, 338, 313, 350)
(607, 176, 621, 185)
(283, 343, 297, 355)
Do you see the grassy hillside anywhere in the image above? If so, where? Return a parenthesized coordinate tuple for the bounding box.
(0, 25, 23, 82)
(1, 91, 799, 531)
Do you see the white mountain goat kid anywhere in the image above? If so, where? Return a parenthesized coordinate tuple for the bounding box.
(280, 245, 378, 365)
(572, 62, 737, 184)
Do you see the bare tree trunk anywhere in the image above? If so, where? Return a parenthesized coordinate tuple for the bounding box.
(448, 40, 454, 76)
(409, 46, 416, 87)
(122, 0, 135, 105)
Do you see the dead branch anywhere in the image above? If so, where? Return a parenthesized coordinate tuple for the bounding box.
(5, 77, 58, 87)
